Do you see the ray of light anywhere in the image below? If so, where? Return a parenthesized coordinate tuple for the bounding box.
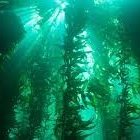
(6, 0, 66, 70)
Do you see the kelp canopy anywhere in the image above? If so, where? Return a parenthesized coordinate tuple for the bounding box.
(0, 0, 140, 140)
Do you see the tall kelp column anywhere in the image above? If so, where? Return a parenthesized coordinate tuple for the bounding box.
(0, 1, 25, 139)
(62, 0, 96, 139)
(7, 1, 65, 139)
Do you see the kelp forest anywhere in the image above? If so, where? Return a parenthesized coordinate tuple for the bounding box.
(0, 0, 140, 140)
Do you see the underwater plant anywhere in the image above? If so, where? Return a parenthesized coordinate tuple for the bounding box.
(0, 0, 140, 140)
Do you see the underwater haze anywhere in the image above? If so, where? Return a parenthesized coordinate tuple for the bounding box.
(0, 0, 140, 140)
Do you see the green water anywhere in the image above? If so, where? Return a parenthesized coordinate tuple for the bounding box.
(0, 0, 140, 140)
